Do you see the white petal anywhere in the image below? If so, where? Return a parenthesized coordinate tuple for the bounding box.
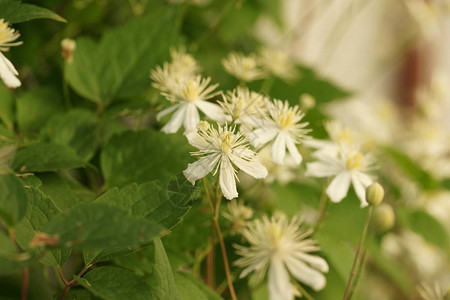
(248, 126, 278, 147)
(0, 52, 21, 88)
(271, 132, 287, 165)
(285, 134, 302, 165)
(294, 252, 329, 273)
(183, 103, 200, 133)
(326, 172, 351, 203)
(219, 156, 238, 200)
(161, 104, 187, 134)
(305, 162, 341, 178)
(185, 132, 209, 149)
(156, 103, 181, 121)
(352, 172, 374, 207)
(285, 255, 327, 291)
(183, 154, 220, 185)
(230, 153, 268, 179)
(195, 100, 230, 123)
(268, 258, 293, 300)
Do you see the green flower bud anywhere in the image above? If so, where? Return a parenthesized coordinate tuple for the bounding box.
(366, 182, 384, 206)
(371, 203, 395, 232)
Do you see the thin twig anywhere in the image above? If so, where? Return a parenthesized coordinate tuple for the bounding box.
(21, 268, 29, 300)
(314, 184, 329, 233)
(57, 264, 92, 300)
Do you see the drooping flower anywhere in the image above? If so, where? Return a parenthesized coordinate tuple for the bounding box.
(305, 144, 375, 206)
(248, 99, 310, 165)
(222, 200, 254, 234)
(219, 87, 267, 131)
(222, 52, 266, 83)
(183, 122, 267, 200)
(417, 282, 448, 300)
(258, 47, 300, 81)
(155, 75, 229, 133)
(0, 19, 23, 88)
(234, 213, 328, 300)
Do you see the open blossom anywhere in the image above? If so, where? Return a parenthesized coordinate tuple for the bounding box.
(222, 52, 266, 82)
(155, 76, 229, 133)
(248, 99, 310, 165)
(183, 122, 267, 200)
(258, 47, 299, 81)
(0, 19, 23, 88)
(305, 144, 375, 206)
(222, 200, 254, 234)
(234, 213, 328, 300)
(219, 87, 267, 131)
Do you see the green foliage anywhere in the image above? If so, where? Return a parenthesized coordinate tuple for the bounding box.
(0, 86, 14, 131)
(0, 0, 65, 24)
(175, 271, 223, 300)
(0, 173, 27, 227)
(65, 8, 180, 104)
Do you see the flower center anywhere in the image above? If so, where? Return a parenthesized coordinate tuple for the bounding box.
(183, 80, 199, 102)
(220, 131, 234, 154)
(346, 152, 363, 170)
(279, 110, 296, 128)
(337, 129, 354, 144)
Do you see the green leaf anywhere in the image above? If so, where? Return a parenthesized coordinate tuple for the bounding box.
(44, 202, 163, 249)
(12, 142, 85, 172)
(0, 173, 27, 226)
(43, 109, 99, 161)
(384, 147, 439, 190)
(0, 85, 14, 130)
(75, 266, 152, 300)
(14, 187, 71, 266)
(147, 238, 179, 300)
(97, 178, 193, 229)
(101, 129, 192, 188)
(175, 271, 223, 300)
(16, 87, 64, 133)
(65, 8, 179, 104)
(0, 0, 65, 23)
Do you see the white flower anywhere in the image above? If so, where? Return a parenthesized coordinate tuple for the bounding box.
(219, 87, 267, 131)
(305, 145, 375, 207)
(248, 99, 310, 165)
(258, 47, 299, 81)
(254, 145, 297, 184)
(0, 19, 23, 88)
(222, 52, 266, 82)
(418, 282, 448, 300)
(222, 200, 254, 234)
(183, 122, 267, 200)
(156, 76, 229, 133)
(234, 213, 328, 300)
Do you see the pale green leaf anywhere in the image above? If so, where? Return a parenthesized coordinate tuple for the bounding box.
(0, 0, 65, 23)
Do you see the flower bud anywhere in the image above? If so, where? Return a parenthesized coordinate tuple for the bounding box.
(300, 93, 316, 111)
(61, 38, 76, 63)
(366, 182, 384, 206)
(371, 203, 395, 232)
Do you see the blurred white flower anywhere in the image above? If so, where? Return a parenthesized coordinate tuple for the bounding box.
(248, 99, 310, 165)
(258, 47, 300, 81)
(254, 145, 297, 184)
(234, 213, 328, 300)
(417, 281, 448, 300)
(405, 0, 442, 38)
(61, 38, 76, 63)
(156, 76, 228, 133)
(306, 145, 375, 206)
(183, 122, 267, 200)
(0, 19, 23, 88)
(219, 87, 267, 131)
(222, 200, 254, 234)
(222, 52, 266, 82)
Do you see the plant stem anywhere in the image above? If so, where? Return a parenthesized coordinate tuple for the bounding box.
(314, 184, 329, 233)
(259, 76, 275, 94)
(342, 207, 373, 300)
(206, 225, 215, 288)
(347, 241, 369, 300)
(57, 264, 92, 300)
(295, 282, 315, 300)
(21, 268, 29, 300)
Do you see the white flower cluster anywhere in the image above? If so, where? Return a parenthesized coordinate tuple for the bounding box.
(0, 19, 23, 88)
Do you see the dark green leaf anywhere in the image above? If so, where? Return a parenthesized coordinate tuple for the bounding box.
(0, 0, 65, 23)
(0, 173, 27, 226)
(75, 266, 152, 300)
(65, 8, 179, 103)
(0, 85, 14, 130)
(101, 129, 192, 188)
(175, 271, 223, 300)
(44, 202, 163, 249)
(13, 143, 85, 172)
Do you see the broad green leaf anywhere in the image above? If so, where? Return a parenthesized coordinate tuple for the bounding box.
(14, 187, 71, 266)
(384, 147, 439, 190)
(0, 85, 14, 130)
(43, 109, 99, 161)
(101, 129, 192, 188)
(0, 0, 65, 23)
(12, 142, 85, 173)
(44, 202, 163, 249)
(147, 238, 179, 300)
(97, 178, 193, 229)
(65, 8, 179, 104)
(175, 271, 223, 300)
(66, 289, 101, 300)
(0, 173, 27, 226)
(16, 87, 64, 133)
(75, 266, 152, 300)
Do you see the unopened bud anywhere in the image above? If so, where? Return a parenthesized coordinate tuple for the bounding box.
(196, 121, 210, 132)
(61, 38, 76, 63)
(366, 182, 384, 206)
(300, 93, 316, 111)
(371, 203, 395, 232)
